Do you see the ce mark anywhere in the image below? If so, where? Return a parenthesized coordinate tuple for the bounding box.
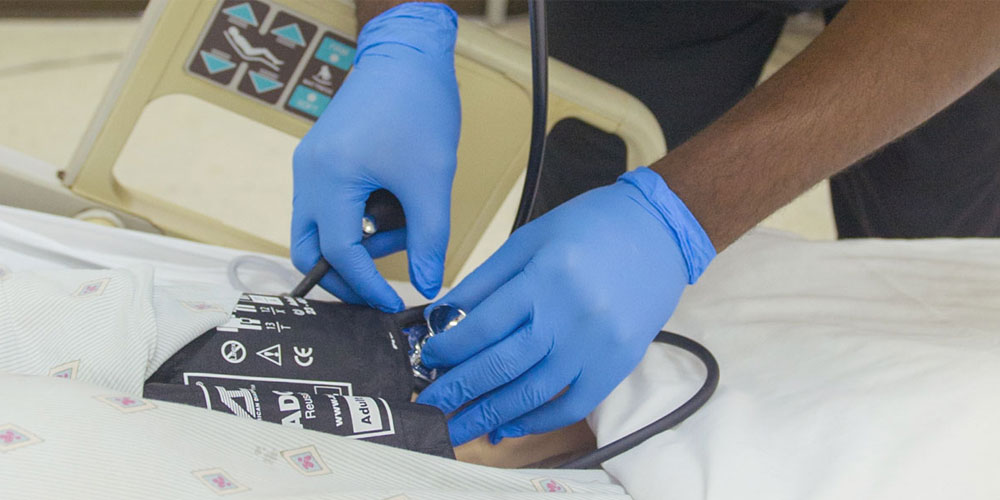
(293, 346, 314, 367)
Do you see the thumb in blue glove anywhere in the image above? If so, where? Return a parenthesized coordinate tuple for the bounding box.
(291, 3, 460, 312)
(415, 167, 716, 446)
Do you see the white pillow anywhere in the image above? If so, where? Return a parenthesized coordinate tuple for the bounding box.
(591, 230, 1000, 500)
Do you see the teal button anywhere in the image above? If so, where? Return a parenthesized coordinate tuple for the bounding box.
(248, 71, 283, 93)
(222, 2, 259, 27)
(314, 37, 355, 71)
(288, 85, 331, 118)
(271, 23, 306, 47)
(199, 51, 236, 75)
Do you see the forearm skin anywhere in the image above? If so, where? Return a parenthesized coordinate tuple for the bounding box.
(651, 0, 1000, 250)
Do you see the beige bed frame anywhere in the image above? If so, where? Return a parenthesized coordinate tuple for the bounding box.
(0, 0, 665, 286)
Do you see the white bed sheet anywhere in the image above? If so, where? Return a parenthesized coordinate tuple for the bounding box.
(591, 229, 1000, 499)
(0, 205, 624, 499)
(2, 205, 999, 499)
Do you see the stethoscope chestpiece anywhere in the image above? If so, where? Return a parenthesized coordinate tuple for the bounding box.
(425, 303, 466, 337)
(408, 303, 466, 383)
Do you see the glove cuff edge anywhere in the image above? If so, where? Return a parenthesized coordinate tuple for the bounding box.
(618, 167, 717, 284)
(357, 2, 458, 62)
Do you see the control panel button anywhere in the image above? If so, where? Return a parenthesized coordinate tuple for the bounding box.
(222, 2, 263, 27)
(271, 23, 307, 47)
(314, 36, 355, 71)
(287, 85, 332, 118)
(189, 0, 272, 86)
(284, 32, 354, 120)
(198, 50, 237, 76)
(248, 70, 284, 94)
(234, 10, 317, 104)
(187, 1, 352, 120)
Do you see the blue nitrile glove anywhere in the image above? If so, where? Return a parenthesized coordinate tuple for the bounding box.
(291, 3, 460, 312)
(416, 167, 717, 445)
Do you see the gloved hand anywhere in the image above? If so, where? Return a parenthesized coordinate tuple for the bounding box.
(291, 3, 460, 312)
(416, 167, 716, 445)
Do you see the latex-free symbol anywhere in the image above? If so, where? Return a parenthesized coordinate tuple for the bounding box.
(221, 340, 247, 364)
(257, 344, 282, 366)
(293, 346, 314, 367)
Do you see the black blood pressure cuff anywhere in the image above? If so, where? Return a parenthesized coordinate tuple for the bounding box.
(145, 293, 453, 459)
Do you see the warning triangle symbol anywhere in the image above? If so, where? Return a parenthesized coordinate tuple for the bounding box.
(271, 23, 306, 47)
(249, 71, 284, 93)
(200, 51, 236, 75)
(223, 3, 259, 27)
(257, 344, 282, 366)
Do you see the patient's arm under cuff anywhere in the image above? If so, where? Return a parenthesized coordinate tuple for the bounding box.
(455, 420, 596, 469)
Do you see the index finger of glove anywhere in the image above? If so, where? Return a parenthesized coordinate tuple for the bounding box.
(290, 214, 365, 304)
(317, 200, 405, 312)
(420, 271, 532, 368)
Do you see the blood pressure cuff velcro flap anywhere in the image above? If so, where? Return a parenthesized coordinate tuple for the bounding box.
(143, 383, 454, 459)
(147, 294, 415, 401)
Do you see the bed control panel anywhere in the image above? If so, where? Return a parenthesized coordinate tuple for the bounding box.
(187, 0, 354, 120)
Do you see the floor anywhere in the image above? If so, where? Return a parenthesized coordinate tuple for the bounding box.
(0, 11, 836, 250)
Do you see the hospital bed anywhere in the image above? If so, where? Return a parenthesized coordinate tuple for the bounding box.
(0, 0, 665, 287)
(2, 195, 999, 499)
(2, 0, 1000, 497)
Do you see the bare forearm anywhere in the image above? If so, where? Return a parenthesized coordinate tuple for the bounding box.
(652, 0, 1000, 250)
